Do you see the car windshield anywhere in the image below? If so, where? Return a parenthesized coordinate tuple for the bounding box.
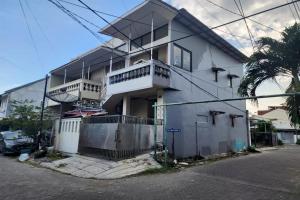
(3, 132, 22, 140)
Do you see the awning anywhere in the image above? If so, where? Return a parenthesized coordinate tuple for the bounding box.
(51, 46, 127, 78)
(99, 0, 177, 40)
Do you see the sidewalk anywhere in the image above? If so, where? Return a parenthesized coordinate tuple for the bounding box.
(40, 153, 161, 179)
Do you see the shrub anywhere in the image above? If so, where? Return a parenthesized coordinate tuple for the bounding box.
(296, 139, 300, 145)
(277, 139, 284, 146)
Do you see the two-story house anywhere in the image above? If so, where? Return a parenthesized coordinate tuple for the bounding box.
(0, 79, 45, 119)
(47, 0, 249, 158)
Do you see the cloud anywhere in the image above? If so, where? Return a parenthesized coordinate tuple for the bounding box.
(170, 0, 296, 56)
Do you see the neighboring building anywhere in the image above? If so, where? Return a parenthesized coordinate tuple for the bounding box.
(0, 79, 45, 119)
(257, 107, 300, 144)
(47, 0, 249, 157)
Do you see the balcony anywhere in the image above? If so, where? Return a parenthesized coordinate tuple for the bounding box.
(106, 59, 170, 95)
(47, 79, 101, 106)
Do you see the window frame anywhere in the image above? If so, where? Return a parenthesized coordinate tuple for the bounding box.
(173, 43, 192, 72)
(130, 24, 169, 51)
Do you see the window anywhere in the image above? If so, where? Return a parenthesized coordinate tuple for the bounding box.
(142, 33, 151, 45)
(174, 45, 182, 67)
(173, 44, 192, 71)
(183, 50, 191, 71)
(154, 25, 168, 41)
(130, 24, 168, 50)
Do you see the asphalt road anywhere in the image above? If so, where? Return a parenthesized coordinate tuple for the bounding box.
(0, 146, 300, 200)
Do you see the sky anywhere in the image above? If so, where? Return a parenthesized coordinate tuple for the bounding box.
(0, 0, 298, 114)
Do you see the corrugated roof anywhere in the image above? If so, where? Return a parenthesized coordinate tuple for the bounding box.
(1, 78, 45, 95)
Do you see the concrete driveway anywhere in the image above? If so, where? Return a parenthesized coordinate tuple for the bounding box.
(0, 146, 299, 200)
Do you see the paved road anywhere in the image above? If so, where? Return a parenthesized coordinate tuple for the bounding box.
(0, 146, 300, 200)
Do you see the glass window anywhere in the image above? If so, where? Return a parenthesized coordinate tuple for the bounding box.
(174, 45, 182, 67)
(131, 37, 142, 50)
(173, 44, 192, 71)
(183, 50, 191, 71)
(142, 33, 151, 46)
(154, 25, 168, 41)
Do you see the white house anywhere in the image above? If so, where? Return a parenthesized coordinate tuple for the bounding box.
(0, 79, 45, 119)
(257, 107, 299, 144)
(47, 0, 249, 158)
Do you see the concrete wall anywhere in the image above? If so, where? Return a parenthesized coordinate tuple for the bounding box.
(163, 19, 248, 158)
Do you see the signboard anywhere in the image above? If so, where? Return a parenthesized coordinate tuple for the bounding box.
(167, 128, 181, 133)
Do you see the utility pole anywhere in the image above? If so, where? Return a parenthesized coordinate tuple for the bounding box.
(38, 74, 48, 149)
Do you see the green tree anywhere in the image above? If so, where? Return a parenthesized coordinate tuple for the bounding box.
(5, 100, 54, 138)
(256, 120, 276, 132)
(238, 23, 300, 127)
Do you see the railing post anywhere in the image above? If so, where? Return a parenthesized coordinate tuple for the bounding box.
(154, 102, 157, 159)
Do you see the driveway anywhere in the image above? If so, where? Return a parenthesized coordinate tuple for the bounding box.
(0, 146, 299, 200)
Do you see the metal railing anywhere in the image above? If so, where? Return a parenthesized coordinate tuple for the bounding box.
(83, 115, 163, 125)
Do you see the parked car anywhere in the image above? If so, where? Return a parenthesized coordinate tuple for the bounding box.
(0, 131, 33, 155)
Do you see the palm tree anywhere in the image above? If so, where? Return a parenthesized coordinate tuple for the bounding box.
(238, 23, 300, 126)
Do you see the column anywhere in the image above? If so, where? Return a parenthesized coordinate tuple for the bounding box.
(122, 94, 131, 116)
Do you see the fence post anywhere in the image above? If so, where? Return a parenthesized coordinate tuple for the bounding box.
(154, 102, 157, 159)
(163, 105, 168, 166)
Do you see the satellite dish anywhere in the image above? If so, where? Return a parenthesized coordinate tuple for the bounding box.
(46, 90, 79, 103)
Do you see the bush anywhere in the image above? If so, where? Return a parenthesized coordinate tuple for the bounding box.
(296, 139, 300, 145)
(277, 139, 284, 146)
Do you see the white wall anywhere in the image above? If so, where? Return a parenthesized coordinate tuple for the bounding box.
(163, 19, 248, 157)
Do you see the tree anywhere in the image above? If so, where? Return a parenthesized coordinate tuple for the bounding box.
(238, 23, 300, 127)
(4, 100, 54, 138)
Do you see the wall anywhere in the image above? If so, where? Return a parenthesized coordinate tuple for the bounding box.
(163, 19, 248, 158)
(130, 98, 149, 118)
(4, 80, 45, 117)
(0, 95, 8, 119)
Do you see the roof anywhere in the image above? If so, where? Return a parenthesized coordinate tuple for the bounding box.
(1, 78, 45, 96)
(100, 0, 247, 63)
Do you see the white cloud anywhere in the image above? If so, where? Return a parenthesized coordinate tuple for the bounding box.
(170, 0, 296, 56)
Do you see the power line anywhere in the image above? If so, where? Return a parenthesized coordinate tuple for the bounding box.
(48, 0, 101, 41)
(233, 0, 255, 51)
(76, 0, 247, 113)
(85, 0, 300, 68)
(292, 0, 300, 20)
(204, 0, 281, 33)
(23, 0, 57, 57)
(18, 0, 44, 69)
(287, 0, 298, 22)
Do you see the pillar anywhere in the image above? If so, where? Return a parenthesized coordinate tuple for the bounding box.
(122, 94, 131, 116)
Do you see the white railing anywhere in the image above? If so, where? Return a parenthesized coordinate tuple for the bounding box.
(48, 79, 101, 100)
(107, 59, 170, 85)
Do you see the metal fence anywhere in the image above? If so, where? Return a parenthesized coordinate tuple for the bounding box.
(83, 115, 163, 125)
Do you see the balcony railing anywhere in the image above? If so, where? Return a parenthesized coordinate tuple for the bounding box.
(48, 79, 101, 103)
(106, 59, 170, 95)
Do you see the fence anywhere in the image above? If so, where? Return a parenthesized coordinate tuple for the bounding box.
(83, 115, 163, 125)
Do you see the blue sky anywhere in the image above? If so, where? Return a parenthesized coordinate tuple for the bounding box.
(0, 0, 293, 113)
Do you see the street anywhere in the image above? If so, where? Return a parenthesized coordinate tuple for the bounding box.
(0, 146, 300, 200)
